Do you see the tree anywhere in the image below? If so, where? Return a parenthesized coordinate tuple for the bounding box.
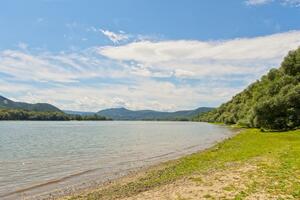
(195, 47, 300, 131)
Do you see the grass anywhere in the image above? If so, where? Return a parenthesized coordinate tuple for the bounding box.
(65, 128, 300, 200)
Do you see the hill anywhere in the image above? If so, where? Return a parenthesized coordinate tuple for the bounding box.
(195, 47, 300, 130)
(63, 110, 95, 116)
(0, 95, 61, 112)
(0, 96, 110, 121)
(98, 107, 213, 120)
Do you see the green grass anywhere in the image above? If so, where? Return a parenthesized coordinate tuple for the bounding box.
(66, 128, 300, 200)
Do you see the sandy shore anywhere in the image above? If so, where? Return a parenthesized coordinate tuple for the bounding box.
(45, 128, 300, 200)
(59, 160, 257, 200)
(47, 158, 291, 200)
(5, 131, 236, 200)
(55, 129, 242, 200)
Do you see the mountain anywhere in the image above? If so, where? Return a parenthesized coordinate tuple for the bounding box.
(63, 110, 95, 116)
(0, 95, 62, 112)
(97, 107, 213, 120)
(195, 47, 300, 130)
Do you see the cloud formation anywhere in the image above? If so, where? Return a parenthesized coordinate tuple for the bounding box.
(246, 0, 300, 6)
(0, 49, 127, 83)
(1, 31, 300, 111)
(100, 29, 129, 44)
(245, 0, 273, 5)
(282, 0, 300, 6)
(98, 31, 300, 78)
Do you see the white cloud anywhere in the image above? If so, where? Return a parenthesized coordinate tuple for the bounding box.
(100, 31, 300, 61)
(282, 0, 300, 6)
(0, 49, 127, 83)
(246, 0, 300, 6)
(98, 31, 300, 78)
(1, 31, 300, 111)
(0, 80, 33, 94)
(12, 80, 241, 112)
(245, 0, 273, 5)
(100, 29, 129, 44)
(174, 69, 195, 78)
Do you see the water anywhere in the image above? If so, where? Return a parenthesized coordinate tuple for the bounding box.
(0, 121, 235, 199)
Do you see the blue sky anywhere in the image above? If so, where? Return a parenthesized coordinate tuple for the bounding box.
(0, 0, 300, 111)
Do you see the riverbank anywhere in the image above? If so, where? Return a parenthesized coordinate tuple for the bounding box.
(60, 128, 300, 199)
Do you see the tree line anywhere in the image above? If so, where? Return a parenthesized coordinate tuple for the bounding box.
(194, 47, 300, 131)
(0, 109, 110, 121)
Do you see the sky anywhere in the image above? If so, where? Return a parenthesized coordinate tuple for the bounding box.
(0, 0, 300, 111)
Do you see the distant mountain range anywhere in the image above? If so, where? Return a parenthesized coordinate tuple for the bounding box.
(97, 107, 213, 120)
(63, 110, 96, 116)
(0, 95, 213, 120)
(0, 95, 61, 112)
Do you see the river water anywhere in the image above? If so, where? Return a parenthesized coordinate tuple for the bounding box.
(0, 121, 235, 199)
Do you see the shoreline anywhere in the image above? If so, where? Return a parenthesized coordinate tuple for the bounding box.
(57, 128, 300, 200)
(1, 121, 234, 200)
(51, 126, 241, 200)
(22, 126, 238, 200)
(5, 125, 236, 200)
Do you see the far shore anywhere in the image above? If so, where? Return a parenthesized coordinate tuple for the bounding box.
(52, 127, 300, 200)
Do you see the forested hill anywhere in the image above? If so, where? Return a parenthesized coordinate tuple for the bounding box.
(98, 107, 213, 120)
(0, 96, 109, 121)
(195, 47, 300, 130)
(0, 96, 61, 112)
